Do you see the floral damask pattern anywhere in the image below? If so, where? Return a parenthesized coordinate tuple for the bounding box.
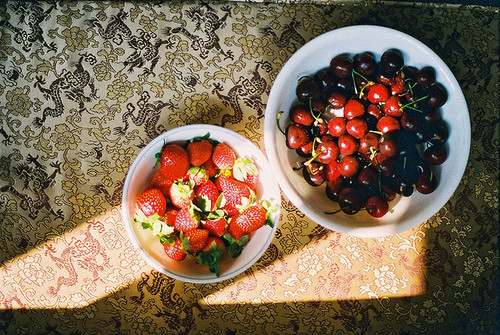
(0, 1, 498, 334)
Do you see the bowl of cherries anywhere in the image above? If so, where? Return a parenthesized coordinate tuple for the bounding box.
(264, 25, 470, 237)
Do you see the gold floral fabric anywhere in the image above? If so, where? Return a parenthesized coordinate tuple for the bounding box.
(0, 1, 498, 334)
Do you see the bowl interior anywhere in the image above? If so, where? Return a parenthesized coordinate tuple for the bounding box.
(264, 25, 470, 237)
(123, 125, 281, 283)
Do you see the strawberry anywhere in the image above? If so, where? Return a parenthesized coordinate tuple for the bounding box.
(186, 166, 208, 186)
(158, 144, 190, 180)
(186, 137, 213, 166)
(202, 157, 218, 179)
(235, 204, 268, 233)
(202, 216, 227, 236)
(196, 236, 225, 276)
(162, 206, 178, 226)
(233, 157, 259, 191)
(164, 238, 187, 261)
(223, 220, 249, 258)
(169, 180, 194, 208)
(136, 188, 167, 217)
(183, 228, 209, 253)
(194, 179, 219, 212)
(174, 207, 200, 232)
(212, 143, 236, 170)
(148, 170, 174, 199)
(226, 214, 247, 241)
(217, 173, 256, 211)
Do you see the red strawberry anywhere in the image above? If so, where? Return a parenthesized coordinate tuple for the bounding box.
(158, 144, 190, 180)
(217, 174, 255, 211)
(212, 143, 236, 170)
(148, 170, 174, 198)
(186, 166, 208, 186)
(136, 188, 167, 217)
(174, 207, 199, 232)
(183, 228, 209, 253)
(233, 157, 259, 191)
(194, 180, 219, 212)
(162, 206, 178, 226)
(226, 214, 247, 241)
(202, 216, 227, 236)
(186, 138, 213, 166)
(164, 239, 186, 261)
(235, 204, 267, 233)
(202, 157, 218, 179)
(197, 236, 225, 276)
(169, 180, 194, 208)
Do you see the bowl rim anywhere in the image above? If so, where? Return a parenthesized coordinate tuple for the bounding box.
(122, 124, 281, 283)
(264, 25, 470, 237)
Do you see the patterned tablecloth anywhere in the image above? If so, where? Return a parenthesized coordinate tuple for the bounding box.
(0, 1, 498, 334)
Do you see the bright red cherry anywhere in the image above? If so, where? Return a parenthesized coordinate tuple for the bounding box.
(338, 134, 358, 156)
(343, 99, 365, 120)
(290, 104, 314, 126)
(346, 118, 368, 139)
(339, 155, 359, 178)
(327, 117, 347, 137)
(316, 140, 339, 164)
(377, 116, 401, 133)
(383, 95, 403, 117)
(367, 83, 390, 103)
(325, 161, 341, 180)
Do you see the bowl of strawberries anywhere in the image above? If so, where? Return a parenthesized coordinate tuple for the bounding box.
(122, 124, 281, 283)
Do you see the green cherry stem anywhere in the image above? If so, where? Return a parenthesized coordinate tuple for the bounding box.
(276, 111, 286, 135)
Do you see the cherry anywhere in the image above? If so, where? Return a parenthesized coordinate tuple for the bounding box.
(379, 133, 399, 157)
(330, 54, 353, 78)
(327, 117, 347, 137)
(376, 73, 396, 86)
(377, 116, 401, 133)
(296, 77, 321, 102)
(316, 140, 339, 164)
(366, 103, 383, 120)
(308, 119, 328, 137)
(416, 173, 437, 194)
(354, 52, 376, 76)
(346, 118, 368, 139)
(290, 104, 314, 126)
(338, 134, 358, 156)
(303, 161, 326, 186)
(400, 109, 422, 132)
(337, 187, 363, 215)
(428, 121, 449, 144)
(371, 153, 395, 177)
(297, 141, 313, 157)
(314, 68, 337, 90)
(383, 95, 403, 117)
(326, 90, 347, 109)
(365, 196, 389, 218)
(426, 83, 448, 108)
(416, 66, 436, 88)
(367, 83, 390, 103)
(357, 166, 378, 187)
(424, 143, 447, 165)
(358, 132, 379, 154)
(391, 73, 407, 95)
(381, 183, 397, 202)
(286, 123, 309, 149)
(339, 155, 359, 178)
(423, 108, 442, 124)
(380, 48, 404, 74)
(326, 177, 344, 201)
(325, 160, 341, 180)
(397, 178, 414, 197)
(343, 99, 365, 119)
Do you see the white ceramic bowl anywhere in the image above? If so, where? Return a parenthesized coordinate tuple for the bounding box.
(264, 25, 470, 237)
(122, 124, 281, 283)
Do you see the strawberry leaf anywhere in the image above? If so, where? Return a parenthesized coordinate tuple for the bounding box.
(233, 157, 258, 182)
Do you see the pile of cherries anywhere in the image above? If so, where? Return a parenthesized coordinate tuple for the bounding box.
(283, 49, 449, 218)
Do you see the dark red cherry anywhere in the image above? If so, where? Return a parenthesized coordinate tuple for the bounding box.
(381, 49, 404, 74)
(376, 73, 396, 86)
(326, 177, 344, 201)
(290, 104, 314, 126)
(354, 52, 376, 76)
(286, 123, 309, 149)
(314, 68, 337, 90)
(379, 133, 400, 157)
(416, 66, 436, 88)
(358, 132, 379, 154)
(297, 141, 313, 157)
(337, 187, 363, 215)
(357, 166, 378, 187)
(296, 77, 321, 102)
(366, 104, 383, 121)
(330, 54, 353, 78)
(383, 95, 403, 117)
(416, 173, 438, 194)
(365, 196, 389, 218)
(424, 143, 447, 165)
(326, 91, 347, 109)
(426, 83, 448, 108)
(303, 161, 326, 186)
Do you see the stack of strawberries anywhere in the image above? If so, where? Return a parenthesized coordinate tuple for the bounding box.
(134, 133, 276, 277)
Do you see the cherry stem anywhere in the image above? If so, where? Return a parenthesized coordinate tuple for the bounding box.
(276, 111, 285, 135)
(400, 95, 429, 110)
(309, 98, 322, 121)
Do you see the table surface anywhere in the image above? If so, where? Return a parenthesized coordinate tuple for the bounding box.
(0, 1, 498, 334)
